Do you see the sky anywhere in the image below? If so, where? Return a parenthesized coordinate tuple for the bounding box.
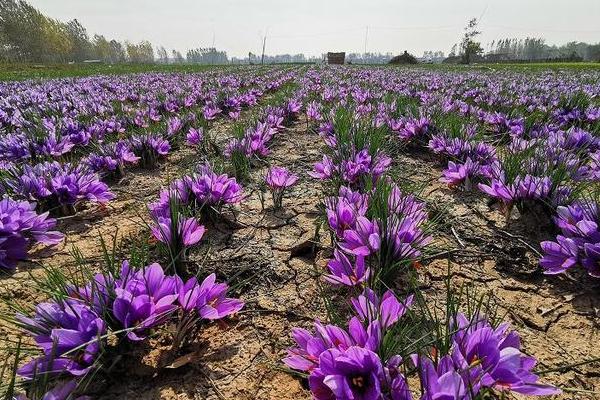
(27, 0, 600, 59)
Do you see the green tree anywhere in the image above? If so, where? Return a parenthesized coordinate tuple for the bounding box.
(460, 18, 483, 64)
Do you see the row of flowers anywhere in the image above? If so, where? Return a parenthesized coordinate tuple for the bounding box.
(302, 66, 600, 279)
(1, 70, 302, 398)
(12, 261, 243, 399)
(280, 81, 561, 399)
(3, 71, 308, 397)
(0, 68, 299, 273)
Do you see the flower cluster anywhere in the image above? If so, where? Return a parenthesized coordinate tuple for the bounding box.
(130, 133, 171, 168)
(0, 198, 63, 270)
(429, 133, 498, 190)
(323, 183, 431, 286)
(310, 148, 391, 188)
(83, 140, 140, 178)
(3, 161, 115, 215)
(414, 313, 560, 397)
(224, 102, 298, 160)
(284, 289, 413, 400)
(265, 166, 299, 209)
(391, 116, 431, 142)
(540, 201, 600, 277)
(16, 261, 243, 394)
(149, 164, 243, 218)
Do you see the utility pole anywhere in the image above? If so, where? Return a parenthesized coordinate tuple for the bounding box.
(261, 32, 267, 65)
(364, 26, 369, 63)
(211, 31, 216, 65)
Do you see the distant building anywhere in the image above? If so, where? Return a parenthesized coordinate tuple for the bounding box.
(327, 52, 345, 65)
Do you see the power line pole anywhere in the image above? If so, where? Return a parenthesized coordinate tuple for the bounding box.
(364, 26, 369, 63)
(211, 31, 216, 65)
(261, 33, 267, 65)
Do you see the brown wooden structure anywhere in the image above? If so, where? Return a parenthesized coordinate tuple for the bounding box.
(327, 52, 345, 65)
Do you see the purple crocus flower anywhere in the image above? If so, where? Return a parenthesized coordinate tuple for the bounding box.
(202, 103, 222, 120)
(17, 299, 106, 378)
(151, 216, 206, 247)
(186, 127, 204, 146)
(131, 134, 171, 168)
(313, 347, 385, 400)
(265, 166, 299, 209)
(287, 99, 302, 116)
(85, 141, 140, 177)
(84, 154, 118, 174)
(283, 318, 381, 374)
(326, 196, 365, 238)
(265, 166, 299, 189)
(412, 355, 468, 400)
(113, 262, 179, 341)
(554, 203, 598, 237)
(15, 379, 89, 400)
(177, 273, 244, 319)
(341, 150, 371, 184)
(190, 166, 244, 207)
(310, 155, 337, 180)
(0, 198, 63, 270)
(441, 158, 486, 190)
(385, 216, 432, 262)
(451, 313, 561, 396)
(540, 236, 579, 274)
(167, 116, 184, 136)
(325, 249, 370, 287)
(478, 179, 515, 204)
(5, 162, 115, 214)
(372, 153, 392, 180)
(351, 288, 413, 330)
(581, 242, 600, 277)
(307, 101, 323, 121)
(38, 133, 75, 158)
(339, 216, 381, 257)
(397, 116, 430, 141)
(387, 186, 428, 225)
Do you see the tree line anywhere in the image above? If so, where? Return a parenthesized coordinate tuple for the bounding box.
(447, 19, 600, 64)
(2, 1, 598, 65)
(486, 38, 600, 62)
(0, 0, 155, 63)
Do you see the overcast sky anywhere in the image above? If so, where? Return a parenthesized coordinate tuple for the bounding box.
(27, 0, 600, 58)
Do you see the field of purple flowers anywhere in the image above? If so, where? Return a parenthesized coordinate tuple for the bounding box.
(0, 65, 599, 400)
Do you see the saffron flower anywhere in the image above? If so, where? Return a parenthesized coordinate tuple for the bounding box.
(4, 162, 115, 215)
(130, 133, 171, 168)
(325, 249, 370, 286)
(351, 288, 413, 330)
(151, 216, 206, 247)
(441, 158, 490, 190)
(113, 262, 179, 341)
(186, 127, 204, 147)
(14, 379, 87, 400)
(190, 165, 244, 207)
(265, 166, 299, 209)
(451, 313, 560, 396)
(17, 299, 106, 378)
(177, 273, 244, 319)
(309, 155, 337, 180)
(167, 116, 184, 136)
(540, 201, 600, 277)
(539, 236, 579, 274)
(326, 196, 365, 238)
(339, 216, 381, 257)
(313, 347, 385, 400)
(412, 355, 468, 400)
(0, 197, 64, 270)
